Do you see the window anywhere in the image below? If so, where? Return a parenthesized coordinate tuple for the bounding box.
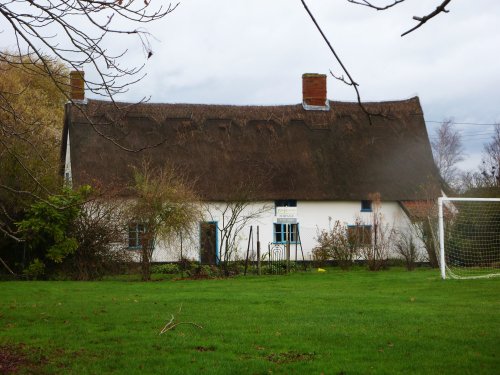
(361, 200, 372, 212)
(275, 200, 297, 214)
(274, 223, 299, 243)
(128, 223, 146, 249)
(347, 225, 372, 246)
(275, 200, 297, 207)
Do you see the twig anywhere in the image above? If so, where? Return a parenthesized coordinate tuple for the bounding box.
(346, 0, 453, 37)
(159, 314, 175, 335)
(158, 306, 203, 335)
(160, 322, 204, 334)
(347, 0, 405, 11)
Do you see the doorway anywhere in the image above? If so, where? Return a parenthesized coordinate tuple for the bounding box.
(200, 221, 218, 264)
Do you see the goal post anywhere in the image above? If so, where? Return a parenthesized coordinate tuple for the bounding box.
(438, 197, 500, 279)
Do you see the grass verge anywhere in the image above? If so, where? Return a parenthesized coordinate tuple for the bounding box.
(0, 268, 498, 374)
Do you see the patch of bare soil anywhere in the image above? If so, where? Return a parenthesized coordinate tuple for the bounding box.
(194, 346, 216, 352)
(266, 351, 316, 364)
(0, 344, 43, 374)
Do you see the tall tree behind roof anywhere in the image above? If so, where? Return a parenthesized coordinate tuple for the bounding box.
(431, 120, 465, 191)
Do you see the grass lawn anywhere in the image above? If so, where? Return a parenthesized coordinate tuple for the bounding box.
(0, 268, 499, 374)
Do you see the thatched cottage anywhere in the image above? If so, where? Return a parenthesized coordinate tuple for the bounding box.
(61, 72, 441, 263)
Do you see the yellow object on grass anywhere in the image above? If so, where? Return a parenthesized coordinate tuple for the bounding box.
(317, 268, 326, 273)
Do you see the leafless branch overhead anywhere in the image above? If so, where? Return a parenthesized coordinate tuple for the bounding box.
(300, 0, 376, 122)
(401, 0, 452, 36)
(347, 0, 453, 37)
(347, 0, 405, 11)
(0, 1, 178, 101)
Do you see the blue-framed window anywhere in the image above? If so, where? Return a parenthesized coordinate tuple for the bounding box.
(361, 200, 372, 212)
(347, 225, 372, 246)
(273, 223, 299, 244)
(128, 223, 146, 249)
(274, 200, 297, 215)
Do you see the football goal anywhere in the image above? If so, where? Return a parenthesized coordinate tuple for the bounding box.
(438, 197, 500, 279)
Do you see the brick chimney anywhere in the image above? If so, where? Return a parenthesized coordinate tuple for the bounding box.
(69, 70, 85, 101)
(302, 73, 329, 110)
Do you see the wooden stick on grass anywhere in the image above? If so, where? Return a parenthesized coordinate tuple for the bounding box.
(159, 306, 203, 335)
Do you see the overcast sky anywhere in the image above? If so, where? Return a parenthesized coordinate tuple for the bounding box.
(2, 0, 499, 171)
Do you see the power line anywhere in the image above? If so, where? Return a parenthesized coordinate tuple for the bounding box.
(425, 120, 499, 126)
(429, 131, 497, 138)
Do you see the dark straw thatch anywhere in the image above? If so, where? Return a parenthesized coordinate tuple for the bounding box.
(62, 97, 441, 201)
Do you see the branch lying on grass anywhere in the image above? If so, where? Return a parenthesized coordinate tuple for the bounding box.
(159, 305, 203, 335)
(160, 321, 203, 334)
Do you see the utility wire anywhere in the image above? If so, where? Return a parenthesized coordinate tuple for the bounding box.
(425, 120, 499, 126)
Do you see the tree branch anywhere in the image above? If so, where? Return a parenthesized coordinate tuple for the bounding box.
(401, 0, 452, 36)
(347, 0, 406, 11)
(346, 0, 453, 37)
(300, 0, 378, 123)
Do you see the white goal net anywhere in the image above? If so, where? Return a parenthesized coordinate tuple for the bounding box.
(438, 197, 500, 279)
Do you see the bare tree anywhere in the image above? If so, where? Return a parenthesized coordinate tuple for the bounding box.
(69, 195, 132, 280)
(480, 124, 500, 187)
(312, 220, 360, 270)
(128, 161, 201, 281)
(0, 1, 177, 101)
(0, 1, 177, 218)
(394, 229, 420, 271)
(359, 194, 396, 271)
(204, 182, 271, 276)
(459, 170, 487, 192)
(431, 120, 465, 190)
(205, 202, 270, 271)
(0, 1, 177, 249)
(459, 124, 500, 191)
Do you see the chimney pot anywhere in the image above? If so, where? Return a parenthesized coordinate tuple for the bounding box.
(70, 70, 85, 101)
(302, 73, 329, 110)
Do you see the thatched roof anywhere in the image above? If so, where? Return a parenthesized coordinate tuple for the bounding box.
(63, 97, 441, 201)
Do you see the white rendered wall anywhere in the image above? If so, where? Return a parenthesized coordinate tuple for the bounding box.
(150, 200, 418, 262)
(64, 129, 72, 187)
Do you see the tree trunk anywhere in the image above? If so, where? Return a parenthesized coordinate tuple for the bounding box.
(141, 233, 153, 281)
(423, 221, 439, 268)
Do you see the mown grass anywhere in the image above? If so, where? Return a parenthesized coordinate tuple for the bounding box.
(0, 268, 499, 374)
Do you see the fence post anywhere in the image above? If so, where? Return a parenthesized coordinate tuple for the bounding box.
(244, 226, 252, 276)
(286, 240, 290, 274)
(257, 226, 261, 275)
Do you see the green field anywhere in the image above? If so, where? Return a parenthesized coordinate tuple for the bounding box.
(1, 268, 499, 374)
